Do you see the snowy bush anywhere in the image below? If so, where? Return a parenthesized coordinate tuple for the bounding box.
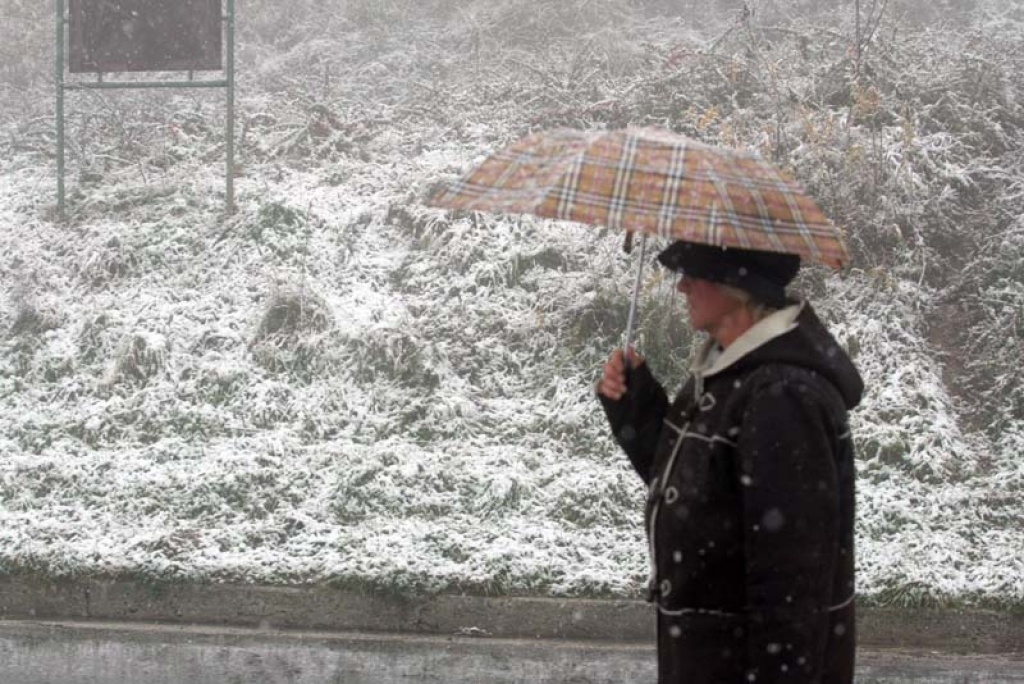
(106, 331, 169, 387)
(250, 286, 333, 380)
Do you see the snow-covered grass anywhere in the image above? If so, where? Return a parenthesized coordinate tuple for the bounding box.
(0, 1, 1022, 608)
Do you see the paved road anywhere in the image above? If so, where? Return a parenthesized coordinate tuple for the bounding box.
(1, 621, 1022, 684)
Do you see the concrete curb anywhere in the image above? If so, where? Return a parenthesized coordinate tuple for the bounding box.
(1, 577, 1021, 654)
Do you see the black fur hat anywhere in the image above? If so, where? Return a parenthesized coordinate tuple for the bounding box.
(657, 240, 800, 308)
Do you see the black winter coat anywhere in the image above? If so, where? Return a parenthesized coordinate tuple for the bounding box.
(600, 303, 863, 684)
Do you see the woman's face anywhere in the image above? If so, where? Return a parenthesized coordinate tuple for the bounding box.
(676, 275, 745, 336)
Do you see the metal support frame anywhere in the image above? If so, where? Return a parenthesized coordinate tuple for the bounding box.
(56, 0, 236, 220)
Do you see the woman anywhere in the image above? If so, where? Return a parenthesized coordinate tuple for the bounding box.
(597, 240, 863, 684)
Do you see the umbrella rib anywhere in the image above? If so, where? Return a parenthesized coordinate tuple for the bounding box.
(555, 145, 589, 220)
(707, 161, 735, 249)
(734, 157, 787, 253)
(458, 131, 592, 214)
(489, 143, 568, 212)
(658, 139, 688, 239)
(607, 131, 642, 230)
(764, 164, 823, 261)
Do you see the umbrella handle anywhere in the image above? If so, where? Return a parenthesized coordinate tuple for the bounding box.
(622, 233, 648, 388)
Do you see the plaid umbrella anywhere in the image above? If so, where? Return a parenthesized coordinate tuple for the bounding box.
(427, 127, 847, 353)
(427, 127, 848, 268)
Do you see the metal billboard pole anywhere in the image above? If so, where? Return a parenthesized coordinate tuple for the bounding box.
(226, 0, 236, 213)
(56, 0, 66, 221)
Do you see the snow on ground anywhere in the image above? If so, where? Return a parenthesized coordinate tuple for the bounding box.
(1, 3, 1023, 607)
(0, 139, 1020, 607)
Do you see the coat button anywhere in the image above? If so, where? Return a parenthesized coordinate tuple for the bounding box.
(664, 486, 679, 505)
(660, 579, 672, 597)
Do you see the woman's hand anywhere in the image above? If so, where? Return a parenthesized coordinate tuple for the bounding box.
(596, 347, 643, 401)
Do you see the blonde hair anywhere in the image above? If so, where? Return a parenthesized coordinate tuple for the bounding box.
(719, 284, 778, 324)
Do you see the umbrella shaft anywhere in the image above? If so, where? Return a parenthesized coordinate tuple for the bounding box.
(623, 234, 647, 356)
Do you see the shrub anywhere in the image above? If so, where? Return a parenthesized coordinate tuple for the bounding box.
(106, 331, 169, 386)
(77, 235, 140, 289)
(7, 288, 61, 339)
(250, 287, 333, 380)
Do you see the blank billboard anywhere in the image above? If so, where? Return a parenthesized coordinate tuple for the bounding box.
(69, 0, 222, 73)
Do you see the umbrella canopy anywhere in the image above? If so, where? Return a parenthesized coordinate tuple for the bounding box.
(427, 127, 848, 269)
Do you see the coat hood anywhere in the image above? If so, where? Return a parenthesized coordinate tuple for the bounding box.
(697, 302, 864, 410)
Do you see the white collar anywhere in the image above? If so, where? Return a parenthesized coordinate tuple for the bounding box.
(695, 302, 804, 378)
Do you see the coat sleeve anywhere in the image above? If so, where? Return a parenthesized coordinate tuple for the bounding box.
(597, 361, 669, 486)
(736, 379, 841, 684)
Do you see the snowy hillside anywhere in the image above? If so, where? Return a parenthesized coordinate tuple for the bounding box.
(0, 0, 1021, 607)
